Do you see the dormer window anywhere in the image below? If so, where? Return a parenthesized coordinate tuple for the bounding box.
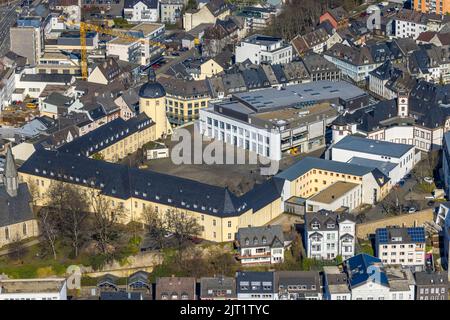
(253, 237, 258, 245)
(311, 222, 320, 230)
(327, 223, 335, 229)
(245, 238, 250, 245)
(262, 237, 267, 245)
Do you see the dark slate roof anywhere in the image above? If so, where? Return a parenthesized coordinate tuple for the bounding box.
(275, 271, 321, 294)
(333, 135, 413, 158)
(305, 210, 354, 232)
(344, 254, 389, 289)
(138, 81, 166, 99)
(236, 225, 284, 249)
(200, 277, 236, 299)
(43, 92, 73, 106)
(414, 271, 449, 286)
(59, 114, 154, 157)
(275, 157, 382, 181)
(375, 227, 426, 244)
(124, 0, 158, 9)
(20, 73, 73, 83)
(0, 183, 34, 228)
(236, 271, 275, 294)
(18, 148, 282, 218)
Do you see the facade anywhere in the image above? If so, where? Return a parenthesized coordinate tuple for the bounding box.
(393, 9, 449, 39)
(0, 278, 67, 300)
(304, 210, 355, 260)
(155, 277, 196, 300)
(301, 53, 341, 82)
(158, 77, 211, 126)
(199, 81, 368, 161)
(10, 17, 45, 66)
(235, 34, 293, 65)
(414, 271, 448, 300)
(123, 0, 159, 23)
(236, 272, 276, 300)
(435, 202, 450, 268)
(330, 135, 416, 185)
(235, 225, 285, 265)
(275, 271, 322, 300)
(386, 266, 415, 300)
(375, 227, 426, 268)
(200, 277, 236, 300)
(305, 181, 362, 213)
(183, 0, 230, 32)
(0, 147, 39, 248)
(237, 6, 277, 34)
(160, 0, 183, 24)
(413, 0, 450, 18)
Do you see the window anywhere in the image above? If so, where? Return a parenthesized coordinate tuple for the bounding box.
(5, 227, 9, 240)
(23, 223, 27, 236)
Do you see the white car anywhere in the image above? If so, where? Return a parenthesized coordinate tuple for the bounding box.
(424, 177, 434, 184)
(408, 207, 417, 213)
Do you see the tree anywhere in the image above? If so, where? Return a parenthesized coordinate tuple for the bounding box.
(165, 209, 202, 253)
(88, 190, 126, 255)
(7, 235, 28, 261)
(44, 180, 89, 257)
(142, 205, 168, 250)
(38, 206, 59, 260)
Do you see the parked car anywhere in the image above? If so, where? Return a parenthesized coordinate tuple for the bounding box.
(424, 177, 434, 184)
(408, 207, 417, 213)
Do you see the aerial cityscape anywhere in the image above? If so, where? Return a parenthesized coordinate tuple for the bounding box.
(0, 0, 449, 305)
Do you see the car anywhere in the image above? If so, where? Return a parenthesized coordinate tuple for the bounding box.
(408, 207, 417, 213)
(424, 177, 434, 184)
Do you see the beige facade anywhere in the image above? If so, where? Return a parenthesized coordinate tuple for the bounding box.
(139, 96, 172, 139)
(183, 6, 230, 32)
(0, 219, 39, 248)
(19, 172, 282, 243)
(200, 59, 224, 80)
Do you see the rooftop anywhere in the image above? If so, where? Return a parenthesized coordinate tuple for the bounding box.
(308, 181, 359, 204)
(333, 135, 413, 158)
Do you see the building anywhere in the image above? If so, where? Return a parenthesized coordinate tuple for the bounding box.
(10, 16, 45, 66)
(330, 135, 416, 185)
(322, 266, 351, 300)
(40, 92, 76, 119)
(235, 225, 285, 265)
(385, 266, 415, 300)
(413, 0, 449, 16)
(0, 278, 67, 300)
(393, 9, 450, 39)
(332, 82, 450, 152)
(0, 67, 15, 109)
(235, 34, 293, 65)
(375, 227, 426, 268)
(300, 53, 341, 82)
(200, 276, 236, 300)
(236, 271, 276, 300)
(160, 0, 184, 24)
(199, 81, 368, 161)
(319, 7, 349, 30)
(368, 60, 407, 100)
(106, 23, 165, 67)
(343, 254, 390, 300)
(236, 5, 277, 34)
(305, 181, 363, 213)
(275, 271, 322, 300)
(0, 147, 39, 248)
(414, 271, 448, 300)
(123, 0, 159, 23)
(155, 277, 196, 300)
(304, 210, 355, 260)
(183, 0, 230, 32)
(158, 76, 211, 126)
(435, 202, 450, 268)
(58, 113, 155, 162)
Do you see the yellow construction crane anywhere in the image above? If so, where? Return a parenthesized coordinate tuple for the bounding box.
(63, 18, 166, 80)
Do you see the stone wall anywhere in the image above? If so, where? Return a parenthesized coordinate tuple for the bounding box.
(356, 209, 434, 239)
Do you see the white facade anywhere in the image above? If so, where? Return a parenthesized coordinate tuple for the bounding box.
(160, 0, 183, 24)
(0, 68, 15, 109)
(0, 278, 67, 300)
(239, 245, 284, 265)
(368, 73, 398, 100)
(305, 183, 363, 213)
(377, 242, 425, 266)
(351, 281, 390, 300)
(124, 1, 159, 23)
(235, 36, 293, 65)
(394, 19, 428, 39)
(324, 54, 381, 83)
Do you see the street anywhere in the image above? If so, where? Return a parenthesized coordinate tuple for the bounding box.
(0, 0, 22, 56)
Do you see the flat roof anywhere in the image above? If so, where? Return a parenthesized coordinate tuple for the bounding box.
(333, 135, 414, 158)
(0, 278, 66, 294)
(348, 157, 397, 177)
(309, 181, 359, 204)
(232, 81, 367, 111)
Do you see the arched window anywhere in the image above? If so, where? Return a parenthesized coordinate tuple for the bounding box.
(5, 227, 9, 240)
(23, 223, 27, 236)
(262, 237, 267, 245)
(245, 238, 250, 246)
(253, 237, 258, 245)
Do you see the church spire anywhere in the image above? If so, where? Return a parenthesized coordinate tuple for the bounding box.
(4, 145, 18, 197)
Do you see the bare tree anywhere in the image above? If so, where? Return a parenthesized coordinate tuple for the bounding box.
(142, 205, 167, 250)
(88, 190, 126, 255)
(38, 207, 59, 260)
(165, 209, 202, 252)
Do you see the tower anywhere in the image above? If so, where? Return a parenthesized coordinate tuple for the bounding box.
(138, 69, 171, 139)
(397, 92, 409, 118)
(3, 145, 18, 197)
